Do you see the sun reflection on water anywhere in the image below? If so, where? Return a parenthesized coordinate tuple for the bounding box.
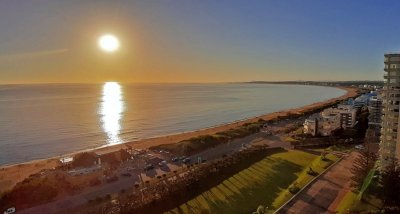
(100, 82, 124, 145)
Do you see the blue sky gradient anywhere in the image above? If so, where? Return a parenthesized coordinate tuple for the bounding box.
(0, 0, 399, 83)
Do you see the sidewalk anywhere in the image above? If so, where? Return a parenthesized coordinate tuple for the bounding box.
(277, 152, 357, 214)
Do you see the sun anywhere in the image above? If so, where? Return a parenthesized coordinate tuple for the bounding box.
(98, 34, 120, 52)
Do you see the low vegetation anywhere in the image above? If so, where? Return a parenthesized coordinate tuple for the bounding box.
(151, 121, 264, 155)
(151, 91, 358, 157)
(0, 172, 71, 210)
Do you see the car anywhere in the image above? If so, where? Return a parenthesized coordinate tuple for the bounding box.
(179, 156, 187, 160)
(158, 160, 167, 166)
(144, 164, 154, 171)
(171, 157, 179, 162)
(355, 145, 365, 150)
(3, 207, 16, 214)
(182, 158, 191, 164)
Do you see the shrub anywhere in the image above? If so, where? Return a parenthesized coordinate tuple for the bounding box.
(289, 186, 300, 194)
(307, 167, 318, 176)
(72, 152, 97, 168)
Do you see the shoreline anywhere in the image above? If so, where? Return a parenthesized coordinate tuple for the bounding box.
(0, 86, 359, 193)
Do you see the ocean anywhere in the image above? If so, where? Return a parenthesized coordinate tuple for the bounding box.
(0, 83, 345, 165)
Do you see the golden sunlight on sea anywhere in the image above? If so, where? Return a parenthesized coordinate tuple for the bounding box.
(100, 82, 124, 145)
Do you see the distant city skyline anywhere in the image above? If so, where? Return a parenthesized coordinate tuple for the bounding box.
(0, 0, 399, 84)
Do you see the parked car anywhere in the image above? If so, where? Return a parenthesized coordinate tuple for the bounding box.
(355, 145, 365, 150)
(158, 160, 167, 166)
(171, 157, 179, 162)
(179, 156, 187, 161)
(182, 158, 191, 164)
(144, 164, 154, 171)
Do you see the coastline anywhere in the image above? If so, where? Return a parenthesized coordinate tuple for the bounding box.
(0, 86, 359, 194)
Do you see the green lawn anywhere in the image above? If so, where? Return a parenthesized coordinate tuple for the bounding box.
(272, 152, 338, 208)
(166, 150, 336, 214)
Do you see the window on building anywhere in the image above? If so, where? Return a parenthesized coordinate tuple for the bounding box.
(389, 56, 400, 62)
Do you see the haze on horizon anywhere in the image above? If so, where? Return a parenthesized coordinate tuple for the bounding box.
(0, 0, 399, 84)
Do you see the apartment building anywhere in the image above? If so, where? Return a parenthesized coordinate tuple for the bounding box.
(380, 53, 400, 167)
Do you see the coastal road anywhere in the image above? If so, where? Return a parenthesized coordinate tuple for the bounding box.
(276, 151, 357, 214)
(17, 119, 296, 214)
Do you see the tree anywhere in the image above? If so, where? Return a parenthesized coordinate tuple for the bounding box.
(380, 160, 400, 207)
(350, 150, 377, 189)
(364, 128, 379, 144)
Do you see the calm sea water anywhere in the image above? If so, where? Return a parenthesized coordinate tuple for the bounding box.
(0, 83, 345, 165)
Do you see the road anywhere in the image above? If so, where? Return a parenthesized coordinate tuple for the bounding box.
(19, 128, 292, 214)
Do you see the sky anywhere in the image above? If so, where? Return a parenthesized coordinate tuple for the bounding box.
(0, 0, 399, 84)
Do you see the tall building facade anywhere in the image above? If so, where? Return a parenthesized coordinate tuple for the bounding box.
(368, 95, 382, 131)
(380, 53, 400, 167)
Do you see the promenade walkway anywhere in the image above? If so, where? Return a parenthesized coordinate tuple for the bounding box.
(277, 151, 357, 214)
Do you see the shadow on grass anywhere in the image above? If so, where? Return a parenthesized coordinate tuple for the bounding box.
(180, 158, 304, 214)
(297, 148, 323, 156)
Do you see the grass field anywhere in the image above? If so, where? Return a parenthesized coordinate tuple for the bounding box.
(165, 150, 337, 214)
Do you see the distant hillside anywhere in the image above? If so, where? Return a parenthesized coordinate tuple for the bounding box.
(246, 81, 383, 87)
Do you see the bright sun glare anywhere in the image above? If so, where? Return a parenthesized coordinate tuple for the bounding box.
(100, 82, 124, 145)
(98, 34, 120, 52)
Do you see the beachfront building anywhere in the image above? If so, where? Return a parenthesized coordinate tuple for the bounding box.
(368, 95, 383, 132)
(380, 53, 400, 167)
(354, 94, 369, 108)
(303, 117, 318, 136)
(322, 105, 357, 129)
(319, 113, 341, 136)
(303, 104, 357, 136)
(354, 92, 377, 108)
(303, 113, 340, 137)
(337, 105, 357, 128)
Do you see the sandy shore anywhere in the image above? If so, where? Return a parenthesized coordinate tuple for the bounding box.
(0, 86, 359, 194)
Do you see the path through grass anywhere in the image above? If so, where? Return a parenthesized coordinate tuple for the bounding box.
(166, 150, 322, 214)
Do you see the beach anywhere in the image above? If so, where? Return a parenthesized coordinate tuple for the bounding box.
(0, 86, 359, 194)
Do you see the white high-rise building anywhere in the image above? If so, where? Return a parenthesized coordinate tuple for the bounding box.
(380, 53, 400, 167)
